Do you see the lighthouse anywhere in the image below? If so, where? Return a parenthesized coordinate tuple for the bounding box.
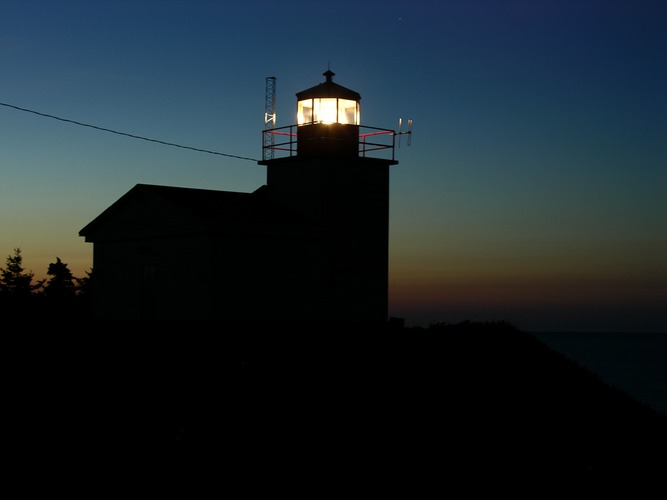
(79, 70, 401, 323)
(259, 70, 399, 322)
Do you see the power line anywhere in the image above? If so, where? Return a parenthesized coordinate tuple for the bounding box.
(0, 101, 259, 162)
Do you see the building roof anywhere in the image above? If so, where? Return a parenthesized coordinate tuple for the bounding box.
(78, 183, 311, 241)
(295, 70, 361, 101)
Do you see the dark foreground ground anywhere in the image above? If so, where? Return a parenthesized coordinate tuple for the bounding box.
(6, 321, 666, 488)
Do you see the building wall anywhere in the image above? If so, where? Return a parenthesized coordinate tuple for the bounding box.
(91, 234, 212, 320)
(90, 228, 337, 321)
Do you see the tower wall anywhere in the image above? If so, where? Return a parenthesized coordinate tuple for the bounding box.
(297, 124, 359, 158)
(264, 156, 391, 322)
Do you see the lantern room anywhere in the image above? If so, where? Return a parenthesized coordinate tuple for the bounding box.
(260, 70, 400, 163)
(296, 70, 360, 125)
(295, 70, 361, 158)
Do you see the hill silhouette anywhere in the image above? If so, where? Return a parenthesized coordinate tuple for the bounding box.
(6, 320, 666, 485)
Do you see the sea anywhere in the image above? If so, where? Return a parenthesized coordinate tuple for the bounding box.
(530, 331, 667, 417)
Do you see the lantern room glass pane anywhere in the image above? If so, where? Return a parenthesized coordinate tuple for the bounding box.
(297, 99, 313, 125)
(314, 98, 338, 124)
(338, 99, 359, 125)
(298, 97, 359, 125)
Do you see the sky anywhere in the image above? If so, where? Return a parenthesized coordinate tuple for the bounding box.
(1, 0, 665, 331)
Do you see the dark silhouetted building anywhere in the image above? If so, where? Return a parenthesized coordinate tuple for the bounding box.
(79, 71, 400, 321)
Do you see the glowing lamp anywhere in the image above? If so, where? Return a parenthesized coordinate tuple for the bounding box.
(296, 70, 360, 125)
(297, 97, 359, 125)
(293, 70, 362, 158)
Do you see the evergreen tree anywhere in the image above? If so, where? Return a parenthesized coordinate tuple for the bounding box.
(43, 257, 77, 300)
(0, 248, 42, 298)
(75, 268, 94, 297)
(75, 268, 94, 316)
(0, 248, 42, 313)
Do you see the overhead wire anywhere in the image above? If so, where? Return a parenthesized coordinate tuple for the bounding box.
(0, 100, 260, 162)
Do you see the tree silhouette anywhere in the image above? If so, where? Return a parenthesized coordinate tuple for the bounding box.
(0, 248, 42, 297)
(43, 257, 77, 301)
(0, 249, 94, 316)
(0, 248, 42, 313)
(74, 267, 94, 316)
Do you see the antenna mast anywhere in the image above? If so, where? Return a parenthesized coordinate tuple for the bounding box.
(395, 118, 413, 148)
(263, 76, 277, 160)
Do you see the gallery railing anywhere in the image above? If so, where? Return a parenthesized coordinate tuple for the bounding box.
(261, 124, 396, 161)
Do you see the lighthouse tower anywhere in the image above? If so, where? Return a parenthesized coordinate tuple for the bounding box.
(258, 70, 398, 322)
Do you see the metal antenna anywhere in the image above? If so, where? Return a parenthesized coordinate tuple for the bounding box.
(397, 118, 402, 147)
(395, 117, 413, 148)
(263, 76, 277, 160)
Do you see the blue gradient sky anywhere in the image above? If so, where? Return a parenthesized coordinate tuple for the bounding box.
(1, 0, 665, 331)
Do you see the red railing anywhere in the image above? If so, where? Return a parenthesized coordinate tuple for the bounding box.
(262, 125, 298, 159)
(262, 125, 395, 161)
(359, 127, 395, 159)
